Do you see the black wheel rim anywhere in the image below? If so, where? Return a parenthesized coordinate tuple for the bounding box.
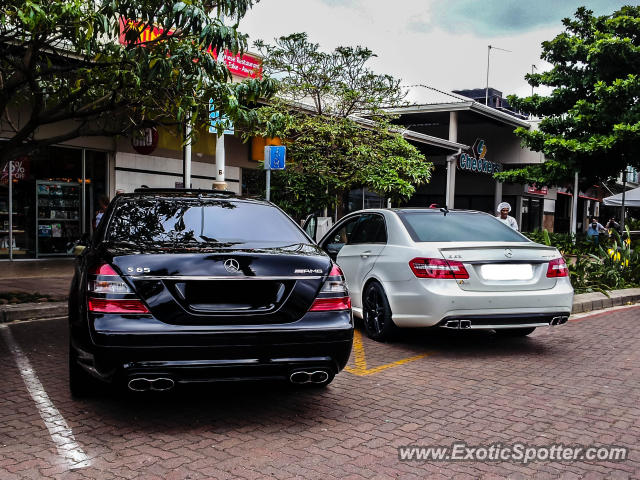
(364, 286, 386, 335)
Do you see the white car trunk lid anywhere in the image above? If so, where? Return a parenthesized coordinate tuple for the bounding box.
(437, 242, 560, 292)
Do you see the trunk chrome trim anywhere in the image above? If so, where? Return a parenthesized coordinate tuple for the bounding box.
(462, 260, 547, 265)
(129, 275, 323, 281)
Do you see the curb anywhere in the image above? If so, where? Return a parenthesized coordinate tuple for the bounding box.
(0, 302, 67, 323)
(571, 288, 640, 314)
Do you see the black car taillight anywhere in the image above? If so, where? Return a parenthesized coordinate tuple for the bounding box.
(309, 264, 351, 312)
(87, 263, 150, 314)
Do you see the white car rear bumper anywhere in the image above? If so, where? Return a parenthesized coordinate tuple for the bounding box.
(382, 277, 574, 328)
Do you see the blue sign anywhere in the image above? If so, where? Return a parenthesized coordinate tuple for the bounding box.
(264, 146, 286, 170)
(208, 99, 234, 135)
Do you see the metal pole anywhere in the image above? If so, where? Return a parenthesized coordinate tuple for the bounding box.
(570, 171, 579, 239)
(184, 120, 192, 188)
(485, 45, 491, 106)
(8, 159, 13, 261)
(215, 133, 225, 186)
(621, 169, 627, 233)
(81, 149, 86, 234)
(265, 168, 271, 201)
(445, 113, 459, 209)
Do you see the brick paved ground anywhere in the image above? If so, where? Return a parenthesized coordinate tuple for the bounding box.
(1, 307, 639, 479)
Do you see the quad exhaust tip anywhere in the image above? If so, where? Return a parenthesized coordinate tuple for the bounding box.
(551, 316, 569, 326)
(443, 320, 472, 329)
(127, 377, 175, 392)
(289, 370, 330, 385)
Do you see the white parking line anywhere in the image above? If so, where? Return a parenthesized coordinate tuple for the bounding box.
(0, 324, 90, 470)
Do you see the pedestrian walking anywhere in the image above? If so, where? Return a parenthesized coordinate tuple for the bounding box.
(496, 202, 518, 230)
(586, 217, 606, 246)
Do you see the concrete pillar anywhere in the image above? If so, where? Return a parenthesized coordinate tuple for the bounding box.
(213, 134, 227, 190)
(570, 171, 579, 236)
(445, 112, 458, 208)
(183, 121, 192, 189)
(494, 180, 503, 214)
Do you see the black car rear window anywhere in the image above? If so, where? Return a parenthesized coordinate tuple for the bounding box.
(397, 211, 530, 242)
(106, 198, 308, 246)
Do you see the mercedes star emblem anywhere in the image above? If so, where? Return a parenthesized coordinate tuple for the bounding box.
(224, 258, 240, 273)
(504, 248, 513, 258)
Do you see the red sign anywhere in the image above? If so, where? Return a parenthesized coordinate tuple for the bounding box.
(119, 18, 262, 79)
(1, 157, 29, 183)
(527, 185, 548, 195)
(131, 127, 159, 155)
(210, 48, 262, 79)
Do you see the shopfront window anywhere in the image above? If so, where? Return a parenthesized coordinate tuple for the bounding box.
(521, 197, 543, 232)
(1, 146, 108, 259)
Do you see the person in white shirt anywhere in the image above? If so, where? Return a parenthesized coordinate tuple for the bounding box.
(496, 202, 519, 230)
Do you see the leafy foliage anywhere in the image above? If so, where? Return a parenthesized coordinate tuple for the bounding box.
(248, 33, 432, 218)
(525, 228, 639, 293)
(496, 6, 640, 187)
(0, 0, 276, 162)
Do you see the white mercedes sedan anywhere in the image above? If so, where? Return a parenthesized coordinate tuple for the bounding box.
(313, 208, 574, 341)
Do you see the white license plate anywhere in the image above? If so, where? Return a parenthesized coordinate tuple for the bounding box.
(480, 264, 533, 281)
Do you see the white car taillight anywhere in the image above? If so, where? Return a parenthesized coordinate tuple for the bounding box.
(546, 257, 569, 278)
(409, 257, 470, 279)
(87, 263, 149, 314)
(309, 264, 351, 312)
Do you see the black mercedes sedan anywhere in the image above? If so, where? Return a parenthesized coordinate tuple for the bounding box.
(68, 189, 353, 396)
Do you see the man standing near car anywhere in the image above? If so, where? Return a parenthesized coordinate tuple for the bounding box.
(496, 202, 519, 230)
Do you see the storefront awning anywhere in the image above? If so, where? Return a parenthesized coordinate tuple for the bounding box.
(603, 186, 640, 207)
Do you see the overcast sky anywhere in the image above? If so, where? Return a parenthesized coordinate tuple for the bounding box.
(240, 0, 629, 100)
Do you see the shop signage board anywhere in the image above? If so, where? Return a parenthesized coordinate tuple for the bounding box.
(119, 18, 262, 79)
(457, 139, 502, 174)
(131, 127, 159, 155)
(1, 157, 29, 183)
(527, 185, 548, 195)
(209, 99, 234, 135)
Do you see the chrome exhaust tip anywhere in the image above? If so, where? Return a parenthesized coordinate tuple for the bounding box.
(459, 320, 472, 329)
(551, 316, 563, 326)
(128, 378, 151, 392)
(290, 370, 330, 384)
(290, 371, 310, 384)
(151, 378, 175, 392)
(558, 316, 569, 325)
(444, 320, 460, 329)
(310, 371, 329, 384)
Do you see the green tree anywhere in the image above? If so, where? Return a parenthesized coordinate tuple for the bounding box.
(0, 0, 275, 163)
(250, 33, 432, 218)
(496, 6, 640, 187)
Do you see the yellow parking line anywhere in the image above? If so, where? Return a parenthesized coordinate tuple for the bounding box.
(344, 330, 430, 376)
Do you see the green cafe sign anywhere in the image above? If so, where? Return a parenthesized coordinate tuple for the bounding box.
(457, 139, 502, 174)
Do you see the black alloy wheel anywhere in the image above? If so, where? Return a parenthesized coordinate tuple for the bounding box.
(362, 282, 396, 342)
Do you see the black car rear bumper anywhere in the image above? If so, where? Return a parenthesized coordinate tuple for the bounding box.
(72, 311, 353, 384)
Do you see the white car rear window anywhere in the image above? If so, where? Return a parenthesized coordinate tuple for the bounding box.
(398, 211, 530, 242)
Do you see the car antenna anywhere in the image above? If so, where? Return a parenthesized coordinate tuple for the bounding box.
(440, 206, 449, 216)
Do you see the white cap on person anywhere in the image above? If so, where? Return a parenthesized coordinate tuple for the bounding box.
(497, 202, 511, 212)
